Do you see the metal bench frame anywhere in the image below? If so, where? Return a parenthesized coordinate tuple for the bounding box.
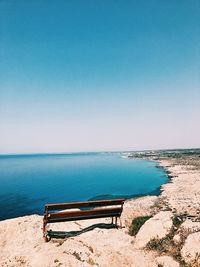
(43, 199, 125, 242)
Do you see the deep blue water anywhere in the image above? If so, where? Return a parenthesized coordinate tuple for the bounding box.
(0, 153, 168, 220)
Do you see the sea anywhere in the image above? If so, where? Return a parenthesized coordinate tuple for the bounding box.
(0, 153, 168, 220)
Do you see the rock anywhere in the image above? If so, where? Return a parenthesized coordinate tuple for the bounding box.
(121, 196, 158, 227)
(181, 232, 200, 264)
(180, 219, 200, 232)
(134, 211, 173, 248)
(173, 234, 181, 244)
(156, 256, 180, 267)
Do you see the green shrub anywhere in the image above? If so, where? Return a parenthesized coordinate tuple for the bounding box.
(172, 215, 184, 227)
(146, 235, 173, 253)
(129, 216, 151, 236)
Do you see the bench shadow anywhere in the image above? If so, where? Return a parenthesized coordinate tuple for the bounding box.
(47, 223, 117, 239)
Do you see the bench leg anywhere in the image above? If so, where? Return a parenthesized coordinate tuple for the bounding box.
(43, 219, 48, 242)
(115, 217, 123, 229)
(43, 219, 46, 237)
(119, 217, 122, 228)
(111, 217, 113, 224)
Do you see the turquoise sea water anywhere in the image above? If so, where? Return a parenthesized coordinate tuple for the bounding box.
(0, 153, 168, 220)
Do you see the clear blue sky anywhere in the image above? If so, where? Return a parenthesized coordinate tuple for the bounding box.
(0, 0, 200, 154)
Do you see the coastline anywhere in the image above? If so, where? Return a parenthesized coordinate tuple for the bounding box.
(155, 157, 200, 217)
(1, 151, 200, 266)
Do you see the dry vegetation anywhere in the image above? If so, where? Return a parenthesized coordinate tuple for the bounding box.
(129, 216, 152, 236)
(144, 213, 199, 266)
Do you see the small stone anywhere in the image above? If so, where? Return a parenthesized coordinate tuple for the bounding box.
(173, 234, 181, 244)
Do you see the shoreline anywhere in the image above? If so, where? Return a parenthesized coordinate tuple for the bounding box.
(141, 155, 200, 217)
(159, 158, 200, 217)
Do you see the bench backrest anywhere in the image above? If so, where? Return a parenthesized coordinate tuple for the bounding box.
(45, 199, 125, 213)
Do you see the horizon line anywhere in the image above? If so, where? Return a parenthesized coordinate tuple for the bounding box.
(0, 147, 199, 157)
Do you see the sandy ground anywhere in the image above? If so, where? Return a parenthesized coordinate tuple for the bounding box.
(0, 155, 200, 267)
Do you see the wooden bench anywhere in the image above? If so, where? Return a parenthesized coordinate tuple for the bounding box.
(43, 199, 125, 241)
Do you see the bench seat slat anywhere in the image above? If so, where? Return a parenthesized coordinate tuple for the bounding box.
(47, 212, 121, 223)
(46, 199, 124, 211)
